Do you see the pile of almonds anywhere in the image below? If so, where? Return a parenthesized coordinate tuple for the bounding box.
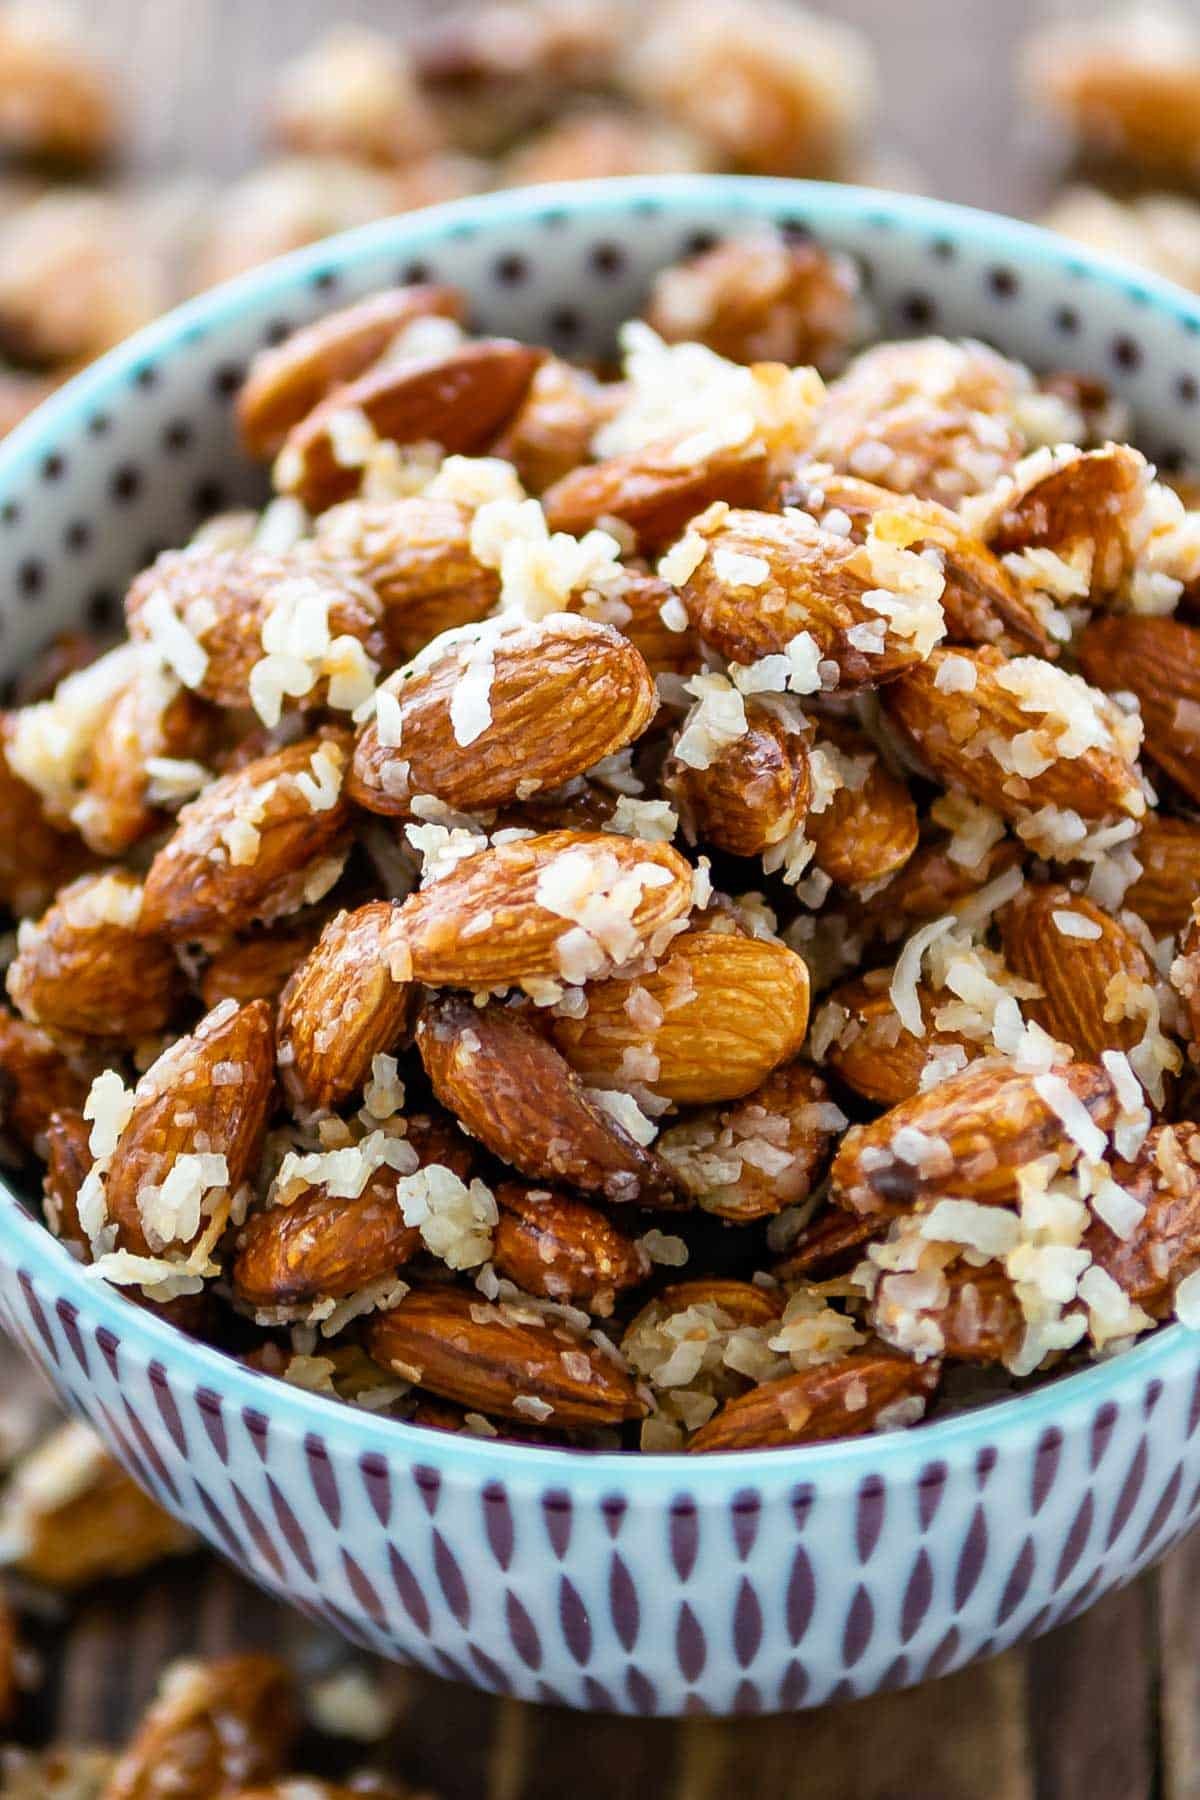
(5, 229, 1200, 1454)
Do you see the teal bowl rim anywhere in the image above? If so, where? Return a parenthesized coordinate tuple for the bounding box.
(1, 172, 1198, 1487)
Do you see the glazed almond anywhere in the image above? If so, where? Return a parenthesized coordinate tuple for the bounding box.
(1077, 614, 1200, 806)
(9, 872, 180, 1042)
(492, 1182, 651, 1313)
(104, 1655, 295, 1800)
(689, 1350, 940, 1452)
(277, 902, 415, 1112)
(542, 435, 771, 550)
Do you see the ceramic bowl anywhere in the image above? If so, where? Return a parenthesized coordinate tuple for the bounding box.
(3, 176, 1200, 1718)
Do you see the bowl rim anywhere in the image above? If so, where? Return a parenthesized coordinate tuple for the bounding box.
(2, 171, 1199, 1487)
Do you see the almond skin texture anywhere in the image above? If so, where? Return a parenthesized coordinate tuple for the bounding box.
(8, 873, 181, 1042)
(999, 883, 1156, 1063)
(75, 674, 214, 859)
(773, 1207, 885, 1280)
(541, 436, 772, 551)
(830, 1059, 1119, 1218)
(824, 973, 979, 1106)
(1125, 813, 1200, 935)
(1077, 614, 1200, 805)
(491, 357, 624, 493)
(104, 999, 275, 1258)
(311, 494, 499, 661)
(277, 902, 415, 1112)
(492, 1182, 651, 1313)
(233, 1166, 422, 1309)
(199, 914, 328, 1011)
(873, 1264, 1026, 1366)
(644, 235, 858, 370)
(570, 568, 703, 679)
(666, 699, 809, 858)
(366, 1284, 648, 1425)
(1084, 1125, 1200, 1317)
(278, 338, 545, 511)
(656, 1061, 838, 1219)
(860, 835, 1024, 939)
(43, 1109, 91, 1248)
(688, 1350, 940, 1452)
(0, 716, 91, 918)
(0, 1013, 89, 1152)
(237, 283, 465, 457)
(139, 732, 352, 941)
(784, 465, 1059, 657)
(417, 994, 675, 1204)
(126, 552, 384, 713)
(982, 443, 1149, 604)
(348, 615, 657, 819)
(551, 928, 810, 1105)
(679, 504, 939, 686)
(103, 1655, 295, 1800)
(396, 830, 695, 990)
(883, 644, 1145, 823)
(805, 721, 919, 891)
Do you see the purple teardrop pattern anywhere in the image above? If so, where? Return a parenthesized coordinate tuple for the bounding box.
(433, 1530, 470, 1626)
(786, 1545, 815, 1646)
(482, 1480, 515, 1570)
(541, 1488, 572, 1558)
(54, 1299, 88, 1376)
(675, 1603, 706, 1682)
(995, 1536, 1035, 1627)
(303, 1432, 340, 1526)
(669, 1495, 699, 1580)
(608, 1553, 639, 1651)
(266, 1474, 317, 1581)
(388, 1546, 431, 1635)
(900, 1548, 933, 1643)
(1030, 1426, 1062, 1514)
(916, 1461, 947, 1531)
(558, 1575, 592, 1665)
(358, 1452, 391, 1527)
(842, 1585, 874, 1668)
(195, 1387, 227, 1462)
(855, 1475, 886, 1563)
(1053, 1492, 1094, 1591)
(731, 1488, 761, 1560)
(505, 1589, 542, 1670)
(954, 1504, 988, 1609)
(1105, 1436, 1148, 1548)
(732, 1578, 762, 1668)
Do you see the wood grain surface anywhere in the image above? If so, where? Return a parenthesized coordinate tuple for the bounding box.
(0, 2, 1191, 1796)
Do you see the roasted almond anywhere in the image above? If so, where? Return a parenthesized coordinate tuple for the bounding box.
(1077, 614, 1200, 805)
(772, 1207, 884, 1280)
(830, 1058, 1119, 1217)
(1125, 813, 1200, 935)
(73, 669, 215, 858)
(491, 357, 625, 492)
(104, 1655, 295, 1800)
(688, 1349, 940, 1452)
(103, 999, 275, 1258)
(8, 872, 181, 1042)
(570, 567, 703, 679)
(416, 993, 675, 1203)
(859, 833, 1024, 938)
(883, 643, 1145, 824)
(0, 715, 92, 918)
(644, 233, 859, 370)
(783, 464, 1060, 657)
(679, 503, 944, 686)
(233, 1166, 422, 1310)
(823, 971, 979, 1107)
(396, 829, 695, 990)
(805, 720, 919, 891)
(542, 435, 772, 550)
(277, 902, 415, 1112)
(366, 1284, 648, 1425)
(0, 1013, 89, 1153)
(550, 928, 810, 1105)
(656, 1060, 838, 1219)
(276, 338, 545, 511)
(139, 732, 352, 941)
(978, 442, 1150, 604)
(999, 882, 1160, 1065)
(348, 614, 657, 819)
(492, 1182, 651, 1314)
(43, 1109, 92, 1249)
(199, 914, 329, 1011)
(1084, 1124, 1200, 1317)
(665, 697, 810, 859)
(872, 1263, 1026, 1366)
(311, 494, 499, 661)
(237, 283, 465, 457)
(126, 551, 384, 714)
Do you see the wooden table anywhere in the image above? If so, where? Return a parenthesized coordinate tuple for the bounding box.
(3, 1, 1192, 1794)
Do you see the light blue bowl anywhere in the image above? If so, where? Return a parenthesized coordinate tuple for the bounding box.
(2, 177, 1200, 1716)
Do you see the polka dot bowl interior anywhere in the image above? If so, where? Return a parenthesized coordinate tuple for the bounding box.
(3, 175, 1200, 1716)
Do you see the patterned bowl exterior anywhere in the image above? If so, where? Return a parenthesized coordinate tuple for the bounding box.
(4, 177, 1200, 1715)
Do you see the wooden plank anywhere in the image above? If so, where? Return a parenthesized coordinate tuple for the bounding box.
(1026, 1582, 1158, 1800)
(1155, 1536, 1200, 1800)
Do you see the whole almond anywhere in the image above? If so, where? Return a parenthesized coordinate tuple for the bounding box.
(348, 615, 657, 819)
(276, 902, 415, 1113)
(551, 928, 810, 1104)
(772, 1207, 884, 1280)
(0, 716, 91, 918)
(1125, 813, 1200, 935)
(805, 721, 919, 890)
(200, 914, 328, 1012)
(233, 1167, 422, 1309)
(1077, 614, 1200, 805)
(656, 1060, 837, 1219)
(366, 1284, 647, 1426)
(872, 1263, 1026, 1366)
(492, 1182, 651, 1314)
(104, 1655, 295, 1800)
(416, 994, 675, 1204)
(830, 1058, 1119, 1217)
(979, 442, 1149, 604)
(8, 872, 180, 1042)
(542, 435, 771, 550)
(570, 567, 703, 679)
(784, 465, 1060, 657)
(998, 882, 1158, 1064)
(688, 1350, 940, 1452)
(679, 504, 942, 686)
(883, 643, 1145, 824)
(139, 732, 352, 940)
(104, 999, 275, 1257)
(277, 338, 545, 511)
(237, 283, 465, 457)
(492, 357, 624, 493)
(823, 971, 979, 1106)
(396, 829, 695, 990)
(1084, 1124, 1200, 1316)
(311, 494, 499, 661)
(126, 552, 383, 713)
(860, 834, 1023, 939)
(43, 1109, 92, 1249)
(665, 698, 810, 858)
(75, 670, 214, 858)
(0, 1014, 89, 1153)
